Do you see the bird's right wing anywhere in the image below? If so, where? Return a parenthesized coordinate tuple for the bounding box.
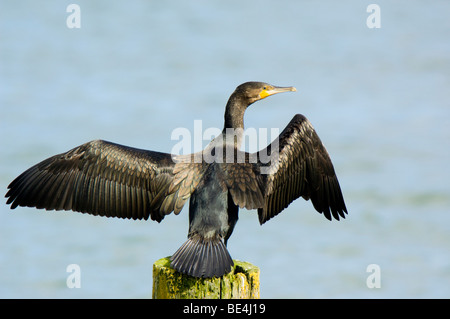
(5, 139, 200, 222)
(255, 114, 347, 224)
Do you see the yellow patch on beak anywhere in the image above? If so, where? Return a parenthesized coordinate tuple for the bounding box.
(259, 89, 270, 99)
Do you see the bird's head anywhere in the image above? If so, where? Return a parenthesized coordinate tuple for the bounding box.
(224, 81, 297, 130)
(234, 81, 297, 106)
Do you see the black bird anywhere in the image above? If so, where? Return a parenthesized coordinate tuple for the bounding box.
(5, 81, 347, 278)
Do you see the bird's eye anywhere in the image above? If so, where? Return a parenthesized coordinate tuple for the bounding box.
(263, 87, 267, 90)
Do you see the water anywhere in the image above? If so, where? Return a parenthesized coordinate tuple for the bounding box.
(1, 0, 450, 298)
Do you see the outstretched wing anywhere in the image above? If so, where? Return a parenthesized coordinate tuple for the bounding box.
(256, 114, 347, 224)
(5, 139, 195, 222)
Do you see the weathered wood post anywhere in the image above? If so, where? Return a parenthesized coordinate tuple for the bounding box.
(152, 257, 260, 299)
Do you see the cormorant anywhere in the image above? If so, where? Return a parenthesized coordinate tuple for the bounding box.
(5, 81, 347, 278)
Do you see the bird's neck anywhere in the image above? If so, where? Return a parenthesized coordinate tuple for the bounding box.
(221, 93, 248, 150)
(223, 93, 247, 131)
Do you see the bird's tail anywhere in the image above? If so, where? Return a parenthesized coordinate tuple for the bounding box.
(170, 235, 234, 278)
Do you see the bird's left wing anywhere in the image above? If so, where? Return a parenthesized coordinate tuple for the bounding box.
(5, 140, 199, 222)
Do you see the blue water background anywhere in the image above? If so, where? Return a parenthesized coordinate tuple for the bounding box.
(1, 0, 449, 298)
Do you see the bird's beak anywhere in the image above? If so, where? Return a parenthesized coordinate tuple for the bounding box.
(260, 86, 297, 99)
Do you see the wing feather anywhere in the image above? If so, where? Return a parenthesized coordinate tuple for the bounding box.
(221, 158, 265, 210)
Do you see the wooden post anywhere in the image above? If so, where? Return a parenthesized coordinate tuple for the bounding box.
(152, 257, 260, 299)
